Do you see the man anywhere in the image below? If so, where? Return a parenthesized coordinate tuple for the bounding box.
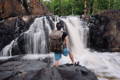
(49, 22, 75, 67)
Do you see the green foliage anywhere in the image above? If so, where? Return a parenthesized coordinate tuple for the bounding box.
(41, 0, 120, 16)
(92, 0, 109, 14)
(112, 0, 120, 9)
(42, 0, 84, 16)
(92, 0, 120, 14)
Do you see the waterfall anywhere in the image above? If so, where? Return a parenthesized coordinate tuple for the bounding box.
(0, 16, 120, 80)
(59, 16, 120, 80)
(62, 16, 88, 55)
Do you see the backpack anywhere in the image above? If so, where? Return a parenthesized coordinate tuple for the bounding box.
(49, 30, 64, 52)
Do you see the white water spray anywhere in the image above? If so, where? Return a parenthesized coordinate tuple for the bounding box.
(1, 40, 15, 56)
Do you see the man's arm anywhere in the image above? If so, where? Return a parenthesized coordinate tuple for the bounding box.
(64, 36, 75, 64)
(64, 36, 69, 48)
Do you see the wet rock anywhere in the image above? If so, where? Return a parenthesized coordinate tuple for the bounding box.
(88, 10, 120, 52)
(0, 16, 35, 52)
(0, 56, 98, 80)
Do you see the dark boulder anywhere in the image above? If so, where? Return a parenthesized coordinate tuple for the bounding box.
(88, 10, 120, 52)
(0, 56, 98, 80)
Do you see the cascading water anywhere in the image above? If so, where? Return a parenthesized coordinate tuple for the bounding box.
(24, 17, 51, 54)
(0, 16, 120, 80)
(0, 16, 54, 56)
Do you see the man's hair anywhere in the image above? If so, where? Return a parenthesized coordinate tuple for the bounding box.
(56, 21, 64, 30)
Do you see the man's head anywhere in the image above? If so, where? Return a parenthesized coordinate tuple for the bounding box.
(56, 21, 64, 30)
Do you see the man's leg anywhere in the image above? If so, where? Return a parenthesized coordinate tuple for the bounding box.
(53, 52, 61, 67)
(53, 60, 60, 67)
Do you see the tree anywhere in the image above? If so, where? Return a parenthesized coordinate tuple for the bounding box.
(41, 0, 120, 16)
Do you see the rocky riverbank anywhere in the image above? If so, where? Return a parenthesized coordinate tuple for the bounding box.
(0, 55, 98, 80)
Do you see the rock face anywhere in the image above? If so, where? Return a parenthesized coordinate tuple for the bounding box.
(88, 10, 120, 52)
(0, 56, 98, 80)
(0, 0, 50, 19)
(0, 0, 26, 19)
